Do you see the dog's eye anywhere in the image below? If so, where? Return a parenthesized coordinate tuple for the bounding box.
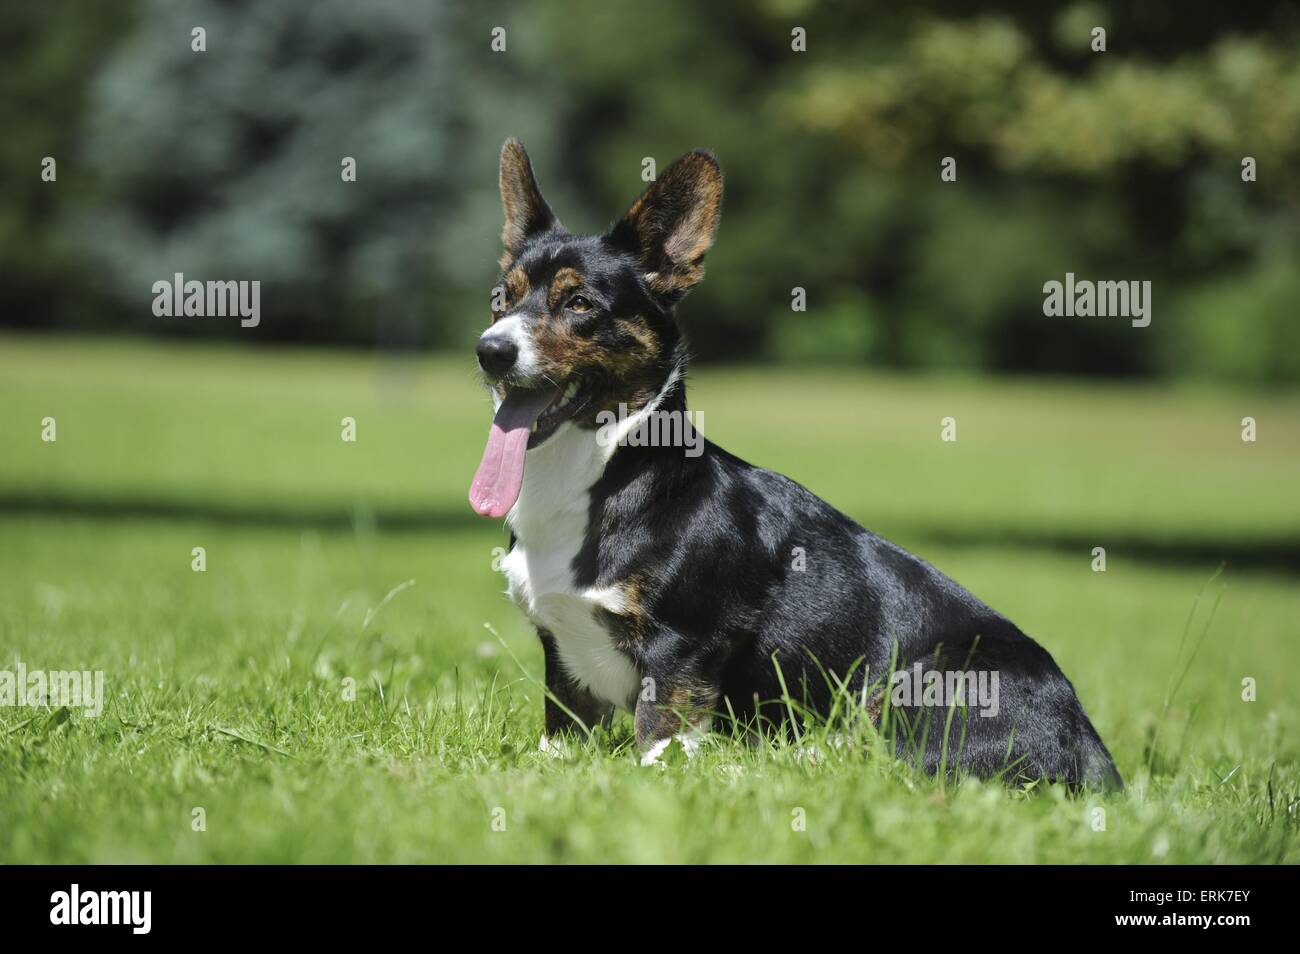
(566, 295, 593, 314)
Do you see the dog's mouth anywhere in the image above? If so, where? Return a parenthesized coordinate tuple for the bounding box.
(527, 377, 591, 448)
(468, 377, 593, 518)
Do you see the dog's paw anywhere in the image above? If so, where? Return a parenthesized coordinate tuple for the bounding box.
(538, 734, 569, 758)
(638, 733, 702, 767)
(639, 737, 672, 767)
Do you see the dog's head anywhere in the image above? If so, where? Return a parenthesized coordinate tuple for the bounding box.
(469, 139, 722, 518)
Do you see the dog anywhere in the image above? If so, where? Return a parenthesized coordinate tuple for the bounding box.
(470, 139, 1122, 788)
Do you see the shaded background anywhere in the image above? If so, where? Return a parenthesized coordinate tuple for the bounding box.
(4, 0, 1299, 382)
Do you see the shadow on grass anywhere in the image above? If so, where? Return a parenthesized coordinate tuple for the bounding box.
(4, 492, 1299, 573)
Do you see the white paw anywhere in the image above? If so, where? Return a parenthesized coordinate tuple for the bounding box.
(638, 731, 705, 767)
(538, 734, 568, 758)
(639, 737, 672, 767)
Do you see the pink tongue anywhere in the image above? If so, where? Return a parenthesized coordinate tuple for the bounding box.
(469, 387, 560, 518)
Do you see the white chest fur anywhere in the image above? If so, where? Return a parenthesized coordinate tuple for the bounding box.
(501, 421, 641, 711)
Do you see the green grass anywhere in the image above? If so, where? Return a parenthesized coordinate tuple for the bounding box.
(1, 333, 1297, 863)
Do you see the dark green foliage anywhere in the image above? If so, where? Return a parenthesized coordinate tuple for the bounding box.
(2, 0, 1297, 380)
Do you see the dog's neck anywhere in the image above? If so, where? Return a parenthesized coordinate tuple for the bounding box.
(506, 359, 687, 545)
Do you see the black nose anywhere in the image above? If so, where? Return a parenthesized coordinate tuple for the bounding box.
(477, 336, 518, 378)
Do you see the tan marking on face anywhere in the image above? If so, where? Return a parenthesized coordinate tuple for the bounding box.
(489, 268, 529, 324)
(532, 323, 600, 377)
(548, 268, 584, 310)
(533, 322, 653, 378)
(527, 303, 665, 424)
(615, 318, 656, 354)
(504, 267, 529, 304)
(580, 316, 664, 418)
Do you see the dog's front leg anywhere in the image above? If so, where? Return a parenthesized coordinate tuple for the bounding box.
(537, 628, 611, 755)
(635, 662, 719, 767)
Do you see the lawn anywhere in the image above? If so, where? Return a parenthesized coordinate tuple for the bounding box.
(0, 334, 1297, 863)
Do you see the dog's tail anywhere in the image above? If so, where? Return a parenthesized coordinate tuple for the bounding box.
(1081, 738, 1124, 792)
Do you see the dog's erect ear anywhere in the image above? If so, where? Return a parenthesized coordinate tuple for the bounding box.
(609, 150, 723, 302)
(499, 138, 557, 261)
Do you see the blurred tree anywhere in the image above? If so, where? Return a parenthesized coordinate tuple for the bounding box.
(778, 2, 1300, 380)
(0, 0, 138, 329)
(72, 0, 509, 349)
(2, 0, 1297, 383)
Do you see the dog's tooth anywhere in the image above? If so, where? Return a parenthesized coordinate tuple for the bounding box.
(565, 381, 579, 399)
